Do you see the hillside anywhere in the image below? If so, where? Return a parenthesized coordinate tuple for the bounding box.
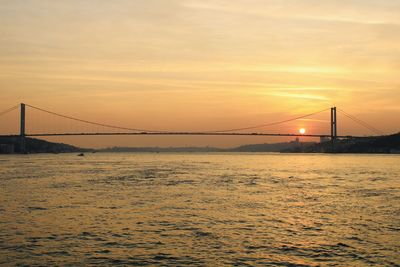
(0, 136, 88, 154)
(290, 133, 400, 153)
(1, 134, 399, 154)
(228, 140, 315, 152)
(100, 139, 314, 153)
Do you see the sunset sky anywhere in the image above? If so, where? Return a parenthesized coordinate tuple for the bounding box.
(1, 0, 399, 148)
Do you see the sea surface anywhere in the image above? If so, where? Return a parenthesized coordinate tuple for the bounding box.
(0, 153, 399, 266)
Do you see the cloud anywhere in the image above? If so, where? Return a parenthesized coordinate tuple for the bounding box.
(182, 0, 400, 25)
(267, 92, 329, 101)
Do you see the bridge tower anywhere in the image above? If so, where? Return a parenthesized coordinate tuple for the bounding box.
(330, 107, 337, 152)
(20, 103, 26, 153)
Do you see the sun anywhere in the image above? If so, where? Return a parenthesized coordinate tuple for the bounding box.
(299, 128, 306, 134)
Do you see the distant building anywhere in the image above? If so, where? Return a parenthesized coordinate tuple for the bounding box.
(292, 137, 301, 148)
(0, 143, 15, 154)
(390, 149, 400, 154)
(320, 136, 330, 143)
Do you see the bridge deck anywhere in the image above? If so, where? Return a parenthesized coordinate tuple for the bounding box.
(17, 132, 366, 138)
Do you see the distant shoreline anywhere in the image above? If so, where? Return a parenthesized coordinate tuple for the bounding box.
(1, 133, 399, 154)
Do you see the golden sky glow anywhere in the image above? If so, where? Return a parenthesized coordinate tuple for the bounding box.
(0, 0, 399, 147)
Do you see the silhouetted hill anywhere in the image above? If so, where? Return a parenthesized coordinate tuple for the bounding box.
(288, 133, 400, 153)
(227, 140, 315, 152)
(101, 140, 315, 153)
(2, 134, 399, 154)
(100, 146, 223, 153)
(0, 136, 89, 154)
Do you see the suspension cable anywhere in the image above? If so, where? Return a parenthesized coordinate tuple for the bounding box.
(9, 104, 385, 136)
(0, 105, 19, 117)
(25, 104, 167, 133)
(201, 108, 331, 133)
(337, 108, 384, 135)
(25, 104, 331, 134)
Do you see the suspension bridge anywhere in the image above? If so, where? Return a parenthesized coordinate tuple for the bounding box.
(0, 103, 384, 153)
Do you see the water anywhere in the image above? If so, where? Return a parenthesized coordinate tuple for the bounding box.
(0, 153, 399, 266)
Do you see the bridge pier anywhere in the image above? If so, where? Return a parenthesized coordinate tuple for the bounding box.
(331, 107, 337, 152)
(20, 103, 26, 153)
